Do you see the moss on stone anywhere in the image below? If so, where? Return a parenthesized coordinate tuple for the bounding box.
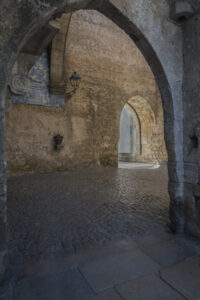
(7, 159, 51, 175)
(99, 152, 118, 167)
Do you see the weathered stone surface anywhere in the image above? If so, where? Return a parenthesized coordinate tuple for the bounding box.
(116, 274, 185, 300)
(14, 268, 94, 300)
(14, 257, 70, 279)
(161, 256, 200, 300)
(85, 289, 121, 300)
(139, 239, 195, 267)
(11, 230, 200, 300)
(182, 12, 200, 238)
(80, 249, 160, 292)
(135, 231, 173, 248)
(170, 0, 195, 22)
(184, 163, 198, 184)
(65, 239, 139, 270)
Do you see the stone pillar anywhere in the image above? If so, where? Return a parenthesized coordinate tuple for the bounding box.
(0, 82, 8, 283)
(182, 12, 200, 238)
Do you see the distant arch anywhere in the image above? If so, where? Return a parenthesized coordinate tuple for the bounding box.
(118, 104, 141, 162)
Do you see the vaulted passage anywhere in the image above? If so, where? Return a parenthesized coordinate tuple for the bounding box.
(1, 0, 200, 298)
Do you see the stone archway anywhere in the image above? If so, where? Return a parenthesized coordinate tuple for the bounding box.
(118, 96, 167, 164)
(0, 0, 183, 280)
(118, 104, 141, 162)
(128, 96, 167, 164)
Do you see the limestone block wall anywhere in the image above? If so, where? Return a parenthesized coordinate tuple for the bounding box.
(6, 10, 167, 175)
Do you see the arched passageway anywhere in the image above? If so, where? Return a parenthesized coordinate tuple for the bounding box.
(118, 97, 167, 164)
(118, 104, 141, 162)
(0, 0, 184, 281)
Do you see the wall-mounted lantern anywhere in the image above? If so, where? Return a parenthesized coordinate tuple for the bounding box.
(70, 72, 81, 91)
(66, 72, 81, 97)
(53, 134, 64, 151)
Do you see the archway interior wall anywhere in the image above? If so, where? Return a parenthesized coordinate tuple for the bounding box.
(6, 9, 167, 174)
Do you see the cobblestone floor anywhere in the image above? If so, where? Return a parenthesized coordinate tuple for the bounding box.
(7, 165, 170, 264)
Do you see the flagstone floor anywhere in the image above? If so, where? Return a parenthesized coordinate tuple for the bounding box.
(4, 165, 200, 299)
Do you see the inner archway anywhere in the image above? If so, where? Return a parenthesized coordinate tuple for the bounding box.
(118, 104, 141, 162)
(118, 96, 167, 165)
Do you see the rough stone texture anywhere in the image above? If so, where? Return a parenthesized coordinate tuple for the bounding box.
(85, 289, 121, 300)
(139, 239, 195, 267)
(0, 0, 185, 281)
(116, 274, 185, 300)
(161, 257, 200, 300)
(14, 268, 94, 300)
(11, 232, 200, 300)
(80, 249, 160, 292)
(6, 10, 167, 175)
(182, 12, 200, 239)
(170, 0, 194, 22)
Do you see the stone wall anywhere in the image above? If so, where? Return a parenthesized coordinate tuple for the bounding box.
(6, 10, 167, 175)
(182, 11, 200, 239)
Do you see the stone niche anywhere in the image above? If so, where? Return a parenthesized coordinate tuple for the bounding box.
(6, 10, 167, 175)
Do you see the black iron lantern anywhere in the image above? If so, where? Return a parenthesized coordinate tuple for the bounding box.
(70, 72, 81, 91)
(53, 134, 64, 151)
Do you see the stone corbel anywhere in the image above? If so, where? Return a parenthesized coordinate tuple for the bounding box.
(170, 0, 195, 23)
(8, 53, 38, 96)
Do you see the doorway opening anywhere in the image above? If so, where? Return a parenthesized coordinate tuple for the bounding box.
(118, 95, 167, 170)
(118, 104, 141, 163)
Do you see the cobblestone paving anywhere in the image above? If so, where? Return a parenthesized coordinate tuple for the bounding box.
(7, 166, 170, 264)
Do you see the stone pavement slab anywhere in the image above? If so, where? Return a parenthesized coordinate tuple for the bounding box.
(84, 289, 121, 300)
(136, 231, 173, 248)
(65, 239, 138, 269)
(140, 239, 195, 267)
(0, 280, 13, 300)
(80, 249, 160, 292)
(116, 274, 185, 300)
(14, 268, 94, 300)
(13, 257, 70, 279)
(161, 256, 200, 300)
